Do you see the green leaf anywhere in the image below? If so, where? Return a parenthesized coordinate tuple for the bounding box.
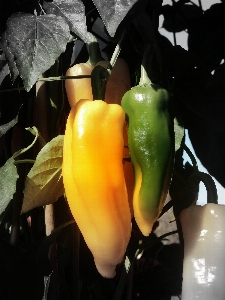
(0, 157, 19, 214)
(21, 135, 65, 213)
(92, 0, 138, 37)
(43, 0, 89, 43)
(1, 13, 70, 91)
(174, 118, 184, 151)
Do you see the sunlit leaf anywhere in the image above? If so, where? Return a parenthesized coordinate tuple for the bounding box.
(174, 118, 184, 151)
(21, 135, 65, 213)
(1, 13, 70, 91)
(92, 0, 138, 37)
(0, 157, 19, 215)
(43, 0, 89, 43)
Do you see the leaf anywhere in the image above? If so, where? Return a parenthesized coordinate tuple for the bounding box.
(43, 0, 89, 43)
(174, 118, 184, 151)
(162, 4, 202, 33)
(0, 53, 10, 85)
(92, 0, 139, 37)
(188, 3, 225, 69)
(0, 115, 18, 137)
(0, 31, 19, 83)
(0, 157, 19, 215)
(1, 12, 70, 91)
(21, 135, 65, 213)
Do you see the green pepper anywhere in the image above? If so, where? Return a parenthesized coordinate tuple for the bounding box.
(121, 47, 174, 236)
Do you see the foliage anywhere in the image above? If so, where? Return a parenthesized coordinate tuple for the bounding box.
(0, 0, 223, 299)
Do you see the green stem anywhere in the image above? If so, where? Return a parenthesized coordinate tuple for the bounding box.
(87, 33, 103, 66)
(14, 159, 35, 164)
(0, 87, 25, 93)
(37, 75, 91, 82)
(91, 65, 110, 100)
(13, 126, 39, 159)
(139, 45, 152, 86)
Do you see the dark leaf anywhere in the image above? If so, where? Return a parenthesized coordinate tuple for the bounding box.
(188, 119, 225, 188)
(0, 0, 37, 34)
(0, 89, 23, 127)
(1, 12, 70, 91)
(92, 0, 139, 37)
(170, 155, 199, 218)
(162, 4, 202, 33)
(188, 3, 225, 68)
(43, 0, 89, 43)
(0, 115, 18, 137)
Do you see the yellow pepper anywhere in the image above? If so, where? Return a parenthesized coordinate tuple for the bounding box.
(62, 99, 131, 278)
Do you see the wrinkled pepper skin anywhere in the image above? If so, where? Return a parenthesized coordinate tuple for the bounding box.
(62, 99, 131, 278)
(65, 58, 130, 107)
(121, 84, 174, 236)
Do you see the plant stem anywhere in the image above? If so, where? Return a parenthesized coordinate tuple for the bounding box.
(72, 222, 81, 300)
(10, 162, 26, 246)
(139, 44, 152, 86)
(190, 171, 218, 204)
(13, 127, 39, 159)
(113, 233, 139, 300)
(87, 33, 103, 66)
(110, 30, 126, 68)
(45, 204, 55, 236)
(183, 144, 198, 173)
(198, 0, 203, 12)
(37, 75, 91, 82)
(91, 65, 110, 100)
(14, 159, 35, 164)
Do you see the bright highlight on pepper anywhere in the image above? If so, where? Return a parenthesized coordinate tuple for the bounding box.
(62, 99, 132, 278)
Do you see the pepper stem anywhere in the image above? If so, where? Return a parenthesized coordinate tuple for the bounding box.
(139, 44, 152, 86)
(87, 32, 103, 66)
(91, 65, 110, 100)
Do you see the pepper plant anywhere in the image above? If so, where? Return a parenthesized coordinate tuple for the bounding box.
(0, 0, 224, 299)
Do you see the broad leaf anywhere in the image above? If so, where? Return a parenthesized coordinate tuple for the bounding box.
(0, 157, 19, 214)
(43, 0, 89, 43)
(21, 135, 65, 213)
(1, 13, 70, 91)
(92, 0, 138, 37)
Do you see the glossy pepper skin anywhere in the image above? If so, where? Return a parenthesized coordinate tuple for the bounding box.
(65, 59, 134, 214)
(121, 84, 174, 236)
(62, 99, 131, 278)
